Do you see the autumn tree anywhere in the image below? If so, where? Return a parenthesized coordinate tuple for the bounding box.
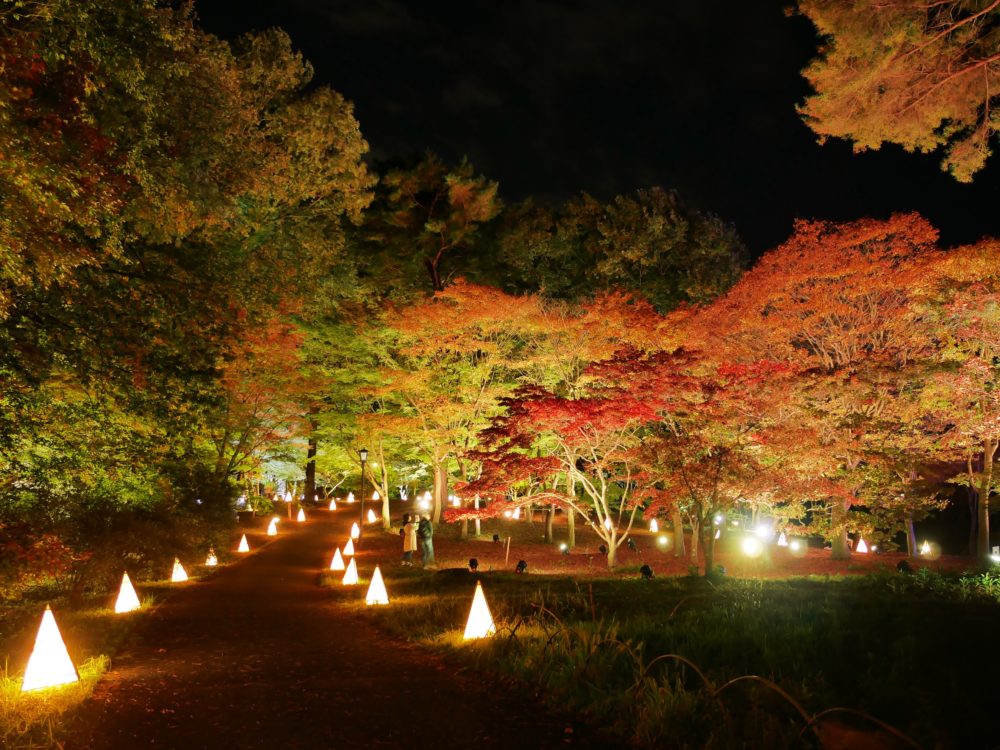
(798, 0, 1000, 181)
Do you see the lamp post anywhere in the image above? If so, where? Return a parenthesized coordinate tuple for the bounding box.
(358, 447, 368, 544)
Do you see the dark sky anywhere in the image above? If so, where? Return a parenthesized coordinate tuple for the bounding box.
(194, 0, 999, 255)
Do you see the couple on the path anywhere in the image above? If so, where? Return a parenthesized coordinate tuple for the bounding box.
(401, 513, 434, 567)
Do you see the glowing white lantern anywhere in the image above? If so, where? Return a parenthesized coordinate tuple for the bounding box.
(777, 532, 788, 547)
(790, 540, 802, 552)
(503, 510, 512, 519)
(451, 495, 461, 508)
(237, 534, 250, 553)
(714, 514, 724, 525)
(463, 582, 496, 640)
(367, 509, 377, 523)
(267, 518, 278, 536)
(920, 540, 931, 556)
(347, 492, 356, 503)
(284, 490, 293, 503)
(856, 538, 869, 554)
(741, 536, 764, 558)
(342, 557, 358, 585)
(365, 564, 389, 605)
(715, 529, 721, 539)
(372, 491, 380, 501)
(171, 558, 188, 583)
(330, 547, 345, 571)
(649, 519, 659, 533)
(114, 572, 141, 614)
(350, 522, 360, 539)
(297, 508, 306, 523)
(329, 498, 337, 511)
(603, 518, 612, 531)
(20, 606, 78, 692)
(512, 507, 521, 520)
(657, 535, 668, 546)
(343, 538, 355, 556)
(205, 549, 218, 566)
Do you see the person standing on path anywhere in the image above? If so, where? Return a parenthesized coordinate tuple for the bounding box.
(418, 513, 435, 568)
(402, 513, 417, 565)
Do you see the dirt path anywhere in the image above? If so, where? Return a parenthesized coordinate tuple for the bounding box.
(65, 512, 613, 749)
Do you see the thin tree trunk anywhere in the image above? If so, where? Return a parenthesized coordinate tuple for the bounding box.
(304, 419, 318, 503)
(566, 474, 576, 548)
(671, 505, 685, 558)
(606, 529, 617, 569)
(703, 518, 716, 577)
(525, 501, 532, 524)
(544, 504, 555, 543)
(968, 486, 978, 556)
(904, 509, 918, 558)
(432, 462, 447, 524)
(689, 517, 700, 561)
(831, 497, 851, 560)
(976, 438, 997, 561)
(474, 494, 481, 536)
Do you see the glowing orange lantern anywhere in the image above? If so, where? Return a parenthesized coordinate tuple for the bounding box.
(329, 498, 337, 511)
(171, 558, 188, 583)
(856, 537, 869, 554)
(343, 538, 355, 556)
(366, 509, 377, 524)
(237, 534, 250, 553)
(20, 606, 78, 692)
(114, 572, 141, 614)
(347, 492, 355, 503)
(342, 557, 359, 585)
(205, 549, 218, 566)
(350, 522, 360, 539)
(330, 547, 345, 571)
(365, 564, 389, 605)
(463, 581, 496, 640)
(649, 519, 659, 533)
(297, 508, 306, 523)
(267, 517, 278, 536)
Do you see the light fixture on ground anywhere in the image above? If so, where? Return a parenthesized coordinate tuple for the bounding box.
(284, 490, 293, 503)
(237, 534, 250, 552)
(330, 547, 345, 571)
(343, 538, 355, 556)
(267, 517, 278, 536)
(329, 498, 337, 511)
(657, 535, 668, 547)
(365, 564, 389, 605)
(649, 519, 659, 533)
(347, 492, 355, 503)
(741, 536, 764, 558)
(856, 537, 869, 554)
(920, 540, 931, 555)
(114, 572, 141, 614)
(373, 490, 380, 501)
(350, 522, 360, 539)
(342, 557, 359, 585)
(777, 532, 788, 547)
(512, 506, 521, 520)
(463, 582, 496, 640)
(297, 508, 306, 523)
(20, 606, 78, 692)
(205, 548, 218, 566)
(367, 508, 377, 523)
(603, 518, 612, 531)
(171, 558, 188, 582)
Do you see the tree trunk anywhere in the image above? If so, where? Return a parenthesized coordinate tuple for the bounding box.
(703, 520, 715, 577)
(474, 494, 481, 537)
(544, 504, 555, 543)
(689, 517, 700, 561)
(968, 486, 978, 556)
(904, 509, 918, 558)
(432, 462, 447, 524)
(304, 423, 318, 504)
(566, 474, 576, 548)
(831, 497, 851, 560)
(525, 501, 533, 524)
(976, 438, 997, 561)
(671, 505, 685, 557)
(606, 529, 617, 569)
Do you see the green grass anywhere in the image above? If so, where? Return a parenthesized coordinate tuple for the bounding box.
(324, 566, 1000, 749)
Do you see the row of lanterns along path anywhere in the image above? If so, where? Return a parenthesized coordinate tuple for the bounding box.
(16, 504, 310, 692)
(15, 499, 496, 693)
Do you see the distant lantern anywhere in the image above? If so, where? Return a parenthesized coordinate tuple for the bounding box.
(920, 540, 931, 556)
(343, 538, 355, 556)
(372, 491, 380, 501)
(267, 518, 278, 536)
(347, 492, 356, 503)
(342, 557, 359, 585)
(297, 508, 306, 523)
(649, 519, 659, 533)
(205, 548, 218, 566)
(114, 572, 141, 614)
(330, 547, 345, 571)
(350, 522, 360, 539)
(512, 507, 521, 520)
(603, 518, 613, 531)
(329, 498, 337, 511)
(463, 582, 496, 640)
(715, 529, 721, 539)
(171, 558, 188, 583)
(856, 537, 869, 554)
(367, 509, 378, 523)
(777, 532, 788, 547)
(20, 606, 78, 692)
(741, 536, 764, 558)
(451, 495, 461, 508)
(365, 565, 389, 605)
(237, 534, 250, 553)
(284, 490, 293, 503)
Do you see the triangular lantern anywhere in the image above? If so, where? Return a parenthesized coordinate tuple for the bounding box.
(372, 491, 380, 501)
(205, 548, 218, 566)
(350, 522, 360, 539)
(20, 606, 78, 692)
(777, 532, 788, 547)
(114, 572, 141, 614)
(342, 557, 359, 585)
(171, 558, 188, 582)
(856, 537, 869, 554)
(237, 534, 250, 553)
(366, 508, 377, 523)
(330, 547, 345, 571)
(297, 508, 306, 523)
(649, 519, 659, 533)
(347, 492, 355, 503)
(329, 498, 337, 511)
(512, 507, 521, 519)
(463, 581, 496, 640)
(267, 517, 278, 536)
(920, 540, 931, 555)
(365, 564, 389, 605)
(343, 538, 355, 556)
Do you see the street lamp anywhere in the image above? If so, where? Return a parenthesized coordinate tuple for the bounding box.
(358, 448, 368, 544)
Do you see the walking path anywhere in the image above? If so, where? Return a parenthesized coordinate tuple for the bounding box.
(66, 512, 611, 749)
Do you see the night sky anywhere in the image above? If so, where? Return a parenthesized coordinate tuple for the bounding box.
(194, 0, 999, 255)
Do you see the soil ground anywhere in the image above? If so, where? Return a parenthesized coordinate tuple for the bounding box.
(64, 509, 617, 750)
